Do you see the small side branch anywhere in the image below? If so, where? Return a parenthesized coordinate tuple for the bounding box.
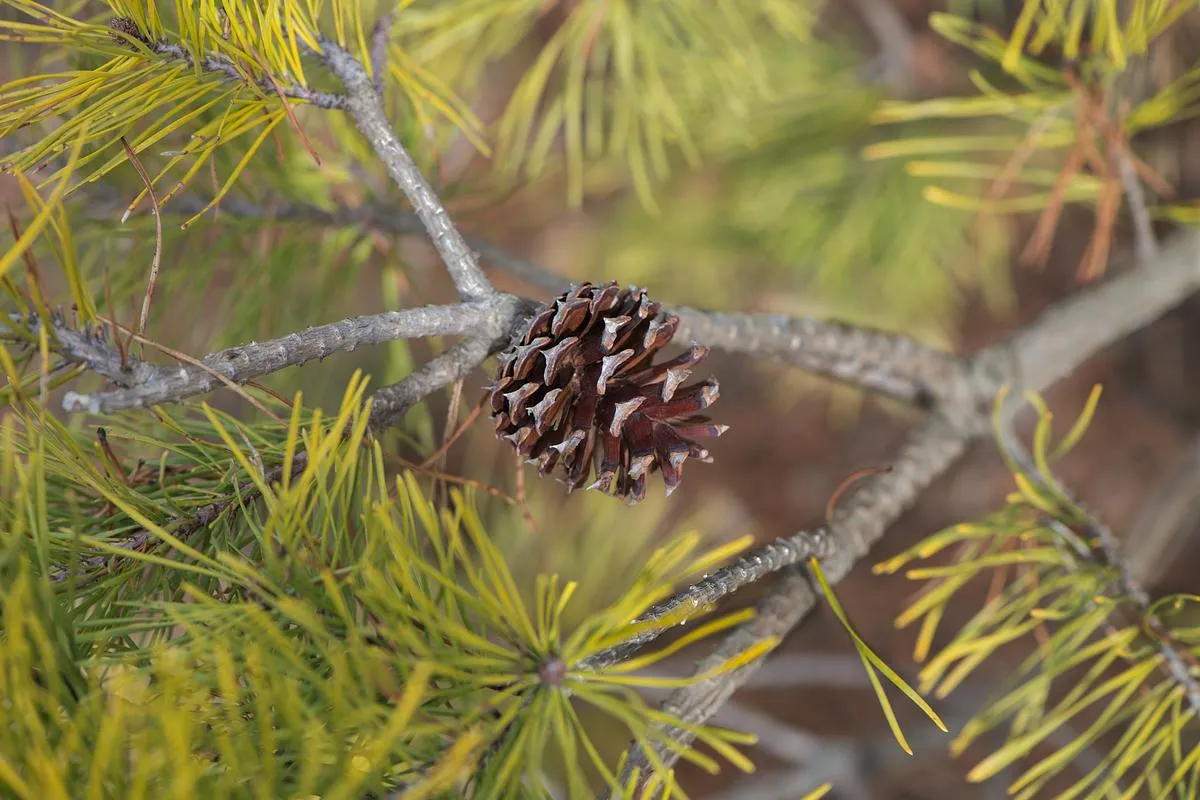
(321, 40, 494, 302)
(999, 428, 1200, 716)
(578, 529, 835, 671)
(369, 337, 495, 431)
(35, 303, 489, 413)
(150, 41, 345, 109)
(50, 453, 308, 586)
(367, 292, 537, 430)
(152, 194, 571, 295)
(587, 413, 972, 671)
(616, 414, 973, 782)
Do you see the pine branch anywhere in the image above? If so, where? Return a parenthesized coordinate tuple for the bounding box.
(369, 11, 395, 96)
(998, 426, 1200, 716)
(1005, 232, 1200, 395)
(45, 316, 522, 586)
(29, 25, 1200, 783)
(672, 308, 968, 407)
(611, 228, 1200, 785)
(48, 453, 307, 586)
(320, 40, 494, 302)
(24, 303, 493, 413)
(149, 40, 346, 109)
(849, 0, 915, 90)
(5, 312, 172, 389)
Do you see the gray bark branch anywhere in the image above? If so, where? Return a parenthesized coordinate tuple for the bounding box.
(150, 41, 345, 109)
(320, 40, 494, 302)
(2, 304, 489, 413)
(614, 414, 972, 784)
(1004, 232, 1200, 394)
(673, 308, 969, 407)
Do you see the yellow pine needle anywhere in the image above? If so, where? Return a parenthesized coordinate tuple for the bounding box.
(0, 133, 85, 281)
(1049, 384, 1103, 461)
(799, 783, 833, 800)
(596, 608, 757, 675)
(809, 557, 948, 752)
(400, 728, 484, 800)
(584, 635, 777, 690)
(181, 110, 287, 228)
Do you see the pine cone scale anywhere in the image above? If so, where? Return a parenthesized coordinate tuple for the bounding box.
(540, 336, 580, 384)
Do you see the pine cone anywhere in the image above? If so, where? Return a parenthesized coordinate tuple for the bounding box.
(489, 281, 726, 504)
(108, 17, 150, 47)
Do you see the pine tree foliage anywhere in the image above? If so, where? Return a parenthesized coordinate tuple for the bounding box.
(1, 0, 477, 401)
(0, 372, 776, 797)
(878, 387, 1200, 799)
(5, 0, 1200, 797)
(390, 0, 814, 208)
(0, 0, 481, 221)
(869, 0, 1200, 279)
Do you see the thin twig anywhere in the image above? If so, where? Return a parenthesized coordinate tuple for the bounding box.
(151, 40, 345, 109)
(582, 413, 971, 673)
(320, 40, 494, 302)
(1111, 103, 1159, 264)
(432, 379, 464, 505)
(849, 0, 915, 90)
(370, 11, 395, 95)
(1115, 146, 1158, 264)
(513, 451, 539, 534)
(119, 138, 164, 342)
(101, 264, 129, 371)
(437, 380, 464, 472)
(83, 188, 575, 295)
(95, 427, 130, 486)
(244, 44, 322, 166)
(419, 393, 485, 469)
(388, 453, 519, 507)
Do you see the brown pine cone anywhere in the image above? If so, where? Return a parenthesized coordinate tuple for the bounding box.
(108, 17, 150, 47)
(489, 281, 726, 504)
